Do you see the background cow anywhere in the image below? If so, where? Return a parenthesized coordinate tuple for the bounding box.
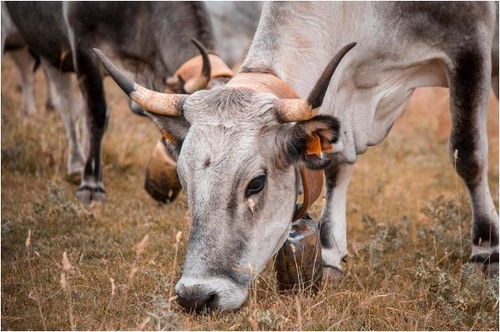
(6, 1, 231, 203)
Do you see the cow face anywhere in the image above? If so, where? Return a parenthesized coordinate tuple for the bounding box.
(172, 89, 339, 312)
(94, 42, 354, 313)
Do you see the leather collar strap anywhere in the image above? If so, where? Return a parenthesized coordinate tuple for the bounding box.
(174, 54, 234, 81)
(228, 72, 325, 221)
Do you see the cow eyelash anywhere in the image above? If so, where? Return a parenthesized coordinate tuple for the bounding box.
(245, 174, 267, 198)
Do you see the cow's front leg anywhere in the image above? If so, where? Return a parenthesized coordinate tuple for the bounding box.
(320, 162, 354, 280)
(74, 48, 108, 203)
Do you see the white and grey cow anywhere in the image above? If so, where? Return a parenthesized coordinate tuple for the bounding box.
(96, 2, 498, 313)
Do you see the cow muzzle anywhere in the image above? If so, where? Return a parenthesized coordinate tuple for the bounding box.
(175, 277, 247, 313)
(144, 140, 181, 203)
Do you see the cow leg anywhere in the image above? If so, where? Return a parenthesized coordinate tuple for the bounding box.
(74, 89, 90, 156)
(10, 48, 37, 115)
(319, 162, 354, 280)
(42, 66, 56, 112)
(448, 47, 498, 276)
(74, 49, 107, 203)
(42, 60, 85, 178)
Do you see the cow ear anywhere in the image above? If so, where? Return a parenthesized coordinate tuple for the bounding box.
(144, 112, 190, 153)
(276, 115, 340, 169)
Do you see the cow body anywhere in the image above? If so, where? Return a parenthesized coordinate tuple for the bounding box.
(241, 1, 498, 278)
(6, 1, 220, 201)
(94, 2, 499, 313)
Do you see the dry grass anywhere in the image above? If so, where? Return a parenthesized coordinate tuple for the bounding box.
(2, 55, 499, 330)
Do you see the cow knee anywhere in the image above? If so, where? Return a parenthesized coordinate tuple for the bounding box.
(449, 145, 484, 185)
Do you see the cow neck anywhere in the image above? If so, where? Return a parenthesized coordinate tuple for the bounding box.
(227, 72, 298, 99)
(174, 53, 234, 82)
(228, 72, 324, 221)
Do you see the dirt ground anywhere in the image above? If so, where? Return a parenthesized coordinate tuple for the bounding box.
(1, 54, 499, 330)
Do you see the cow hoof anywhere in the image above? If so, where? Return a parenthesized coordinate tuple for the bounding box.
(470, 252, 499, 278)
(76, 185, 106, 204)
(323, 265, 344, 283)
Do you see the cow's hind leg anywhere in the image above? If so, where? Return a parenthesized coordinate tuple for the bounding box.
(42, 66, 56, 112)
(10, 47, 37, 115)
(319, 163, 354, 281)
(42, 60, 85, 180)
(448, 47, 498, 276)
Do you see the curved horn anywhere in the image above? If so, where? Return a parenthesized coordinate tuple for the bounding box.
(277, 42, 357, 122)
(182, 38, 212, 93)
(93, 48, 184, 116)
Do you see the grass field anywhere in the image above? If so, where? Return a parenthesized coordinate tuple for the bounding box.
(1, 55, 499, 330)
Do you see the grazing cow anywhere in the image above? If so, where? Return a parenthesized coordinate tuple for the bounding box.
(6, 2, 233, 202)
(98, 2, 498, 313)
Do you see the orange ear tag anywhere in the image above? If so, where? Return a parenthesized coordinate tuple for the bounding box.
(162, 132, 177, 144)
(306, 133, 322, 156)
(306, 133, 333, 156)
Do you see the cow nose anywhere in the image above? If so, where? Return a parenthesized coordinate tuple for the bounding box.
(175, 282, 217, 313)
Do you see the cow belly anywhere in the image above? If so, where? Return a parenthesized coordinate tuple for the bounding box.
(6, 2, 74, 72)
(365, 60, 449, 147)
(368, 90, 414, 146)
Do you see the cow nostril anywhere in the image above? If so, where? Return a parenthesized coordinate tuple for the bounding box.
(176, 286, 218, 313)
(205, 293, 218, 311)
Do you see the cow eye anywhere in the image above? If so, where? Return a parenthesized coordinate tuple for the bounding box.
(245, 175, 266, 198)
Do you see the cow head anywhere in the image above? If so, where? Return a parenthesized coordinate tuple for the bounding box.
(94, 42, 355, 313)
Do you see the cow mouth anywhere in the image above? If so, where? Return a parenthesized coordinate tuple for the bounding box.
(175, 277, 249, 313)
(144, 173, 176, 203)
